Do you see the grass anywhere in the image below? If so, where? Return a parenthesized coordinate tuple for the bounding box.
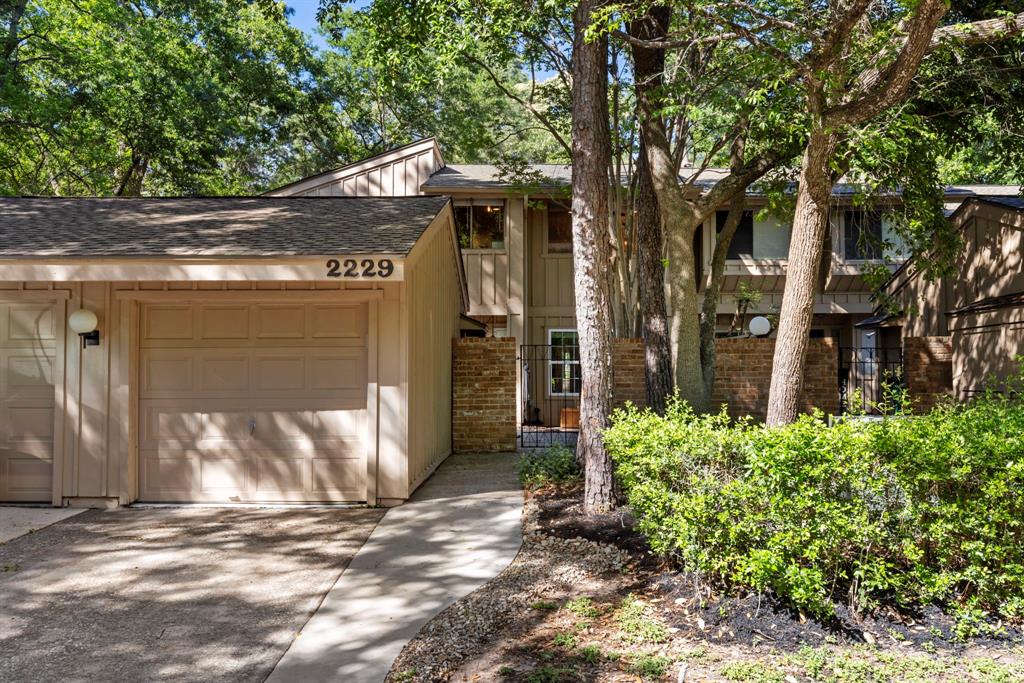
(578, 644, 602, 664)
(552, 632, 578, 649)
(614, 594, 669, 644)
(525, 665, 579, 683)
(720, 661, 787, 683)
(530, 600, 558, 610)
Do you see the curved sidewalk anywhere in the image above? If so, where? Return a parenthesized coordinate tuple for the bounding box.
(266, 452, 523, 683)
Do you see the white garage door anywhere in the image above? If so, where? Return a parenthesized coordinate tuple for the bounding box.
(0, 302, 56, 502)
(139, 301, 369, 503)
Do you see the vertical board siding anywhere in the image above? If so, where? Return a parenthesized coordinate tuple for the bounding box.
(463, 251, 510, 314)
(405, 222, 462, 490)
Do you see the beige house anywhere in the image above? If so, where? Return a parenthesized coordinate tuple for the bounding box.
(873, 196, 1024, 397)
(0, 196, 466, 506)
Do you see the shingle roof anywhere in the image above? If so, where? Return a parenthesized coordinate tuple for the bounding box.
(0, 196, 449, 257)
(977, 195, 1024, 210)
(422, 163, 728, 190)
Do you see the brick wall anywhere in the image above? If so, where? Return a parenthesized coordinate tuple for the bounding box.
(452, 337, 517, 453)
(712, 337, 840, 420)
(612, 338, 647, 410)
(903, 335, 953, 412)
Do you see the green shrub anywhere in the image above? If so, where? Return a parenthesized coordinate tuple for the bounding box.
(604, 384, 1024, 623)
(517, 445, 581, 488)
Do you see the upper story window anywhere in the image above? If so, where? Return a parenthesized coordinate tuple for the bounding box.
(454, 200, 506, 250)
(715, 210, 790, 259)
(844, 210, 883, 260)
(547, 204, 573, 253)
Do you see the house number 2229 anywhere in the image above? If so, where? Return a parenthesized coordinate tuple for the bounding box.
(325, 258, 395, 278)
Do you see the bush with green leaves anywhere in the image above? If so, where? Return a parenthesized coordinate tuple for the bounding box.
(517, 445, 581, 488)
(603, 383, 1024, 624)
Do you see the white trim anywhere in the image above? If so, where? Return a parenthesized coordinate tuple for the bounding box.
(547, 328, 580, 398)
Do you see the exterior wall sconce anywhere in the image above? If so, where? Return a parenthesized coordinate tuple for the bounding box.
(69, 309, 100, 347)
(748, 315, 772, 338)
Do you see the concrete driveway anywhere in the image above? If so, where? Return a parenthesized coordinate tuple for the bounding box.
(0, 506, 384, 683)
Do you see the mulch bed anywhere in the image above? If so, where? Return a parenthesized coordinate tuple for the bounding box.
(389, 485, 1024, 682)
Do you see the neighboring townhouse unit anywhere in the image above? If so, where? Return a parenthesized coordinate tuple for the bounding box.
(871, 196, 1024, 399)
(268, 138, 1021, 425)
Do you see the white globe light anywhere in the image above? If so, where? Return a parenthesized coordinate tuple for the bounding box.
(748, 315, 771, 337)
(68, 309, 99, 335)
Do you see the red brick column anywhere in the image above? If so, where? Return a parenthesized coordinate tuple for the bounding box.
(452, 337, 517, 452)
(711, 337, 839, 420)
(903, 336, 953, 412)
(612, 338, 647, 410)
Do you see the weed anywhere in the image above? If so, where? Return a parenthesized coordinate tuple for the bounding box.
(498, 665, 516, 677)
(578, 644, 602, 664)
(531, 600, 558, 610)
(720, 661, 786, 683)
(627, 653, 672, 680)
(565, 596, 600, 619)
(614, 594, 669, 644)
(552, 632, 578, 649)
(517, 445, 581, 488)
(526, 665, 578, 683)
(392, 669, 416, 683)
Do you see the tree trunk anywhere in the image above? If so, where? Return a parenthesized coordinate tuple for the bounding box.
(571, 0, 617, 511)
(635, 147, 673, 413)
(765, 129, 838, 425)
(699, 194, 744, 400)
(629, 8, 673, 414)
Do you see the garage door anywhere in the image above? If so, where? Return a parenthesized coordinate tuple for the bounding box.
(0, 302, 56, 502)
(139, 301, 369, 503)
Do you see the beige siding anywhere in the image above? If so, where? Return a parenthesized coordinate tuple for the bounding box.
(464, 251, 509, 315)
(405, 214, 463, 490)
(0, 280, 405, 506)
(267, 140, 443, 198)
(527, 206, 576, 345)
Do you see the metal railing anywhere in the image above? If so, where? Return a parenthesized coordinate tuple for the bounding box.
(838, 346, 905, 415)
(519, 343, 580, 449)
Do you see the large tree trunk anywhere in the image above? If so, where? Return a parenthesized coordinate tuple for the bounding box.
(571, 0, 617, 511)
(630, 7, 673, 413)
(765, 129, 838, 425)
(635, 147, 673, 413)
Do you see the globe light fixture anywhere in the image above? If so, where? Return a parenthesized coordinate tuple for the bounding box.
(69, 309, 100, 347)
(748, 315, 772, 338)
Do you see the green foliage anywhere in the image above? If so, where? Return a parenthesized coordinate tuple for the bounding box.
(577, 644, 602, 664)
(720, 661, 786, 683)
(564, 596, 600, 619)
(525, 665, 578, 683)
(626, 653, 672, 679)
(613, 595, 669, 644)
(551, 631, 578, 649)
(517, 445, 582, 489)
(604, 386, 1024, 623)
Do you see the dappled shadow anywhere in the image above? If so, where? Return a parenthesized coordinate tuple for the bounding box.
(266, 452, 524, 681)
(0, 506, 383, 682)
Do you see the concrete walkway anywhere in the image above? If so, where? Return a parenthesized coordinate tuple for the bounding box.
(0, 507, 84, 544)
(266, 452, 523, 683)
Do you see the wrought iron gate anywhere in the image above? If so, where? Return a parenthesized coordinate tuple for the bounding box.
(838, 345, 905, 414)
(519, 342, 580, 448)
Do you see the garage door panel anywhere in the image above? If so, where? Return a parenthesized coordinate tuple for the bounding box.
(143, 456, 197, 492)
(255, 305, 306, 339)
(7, 353, 55, 387)
(199, 458, 248, 491)
(201, 356, 250, 391)
(138, 300, 369, 503)
(255, 356, 306, 391)
(255, 457, 305, 492)
(312, 458, 363, 495)
(143, 304, 195, 341)
(1, 303, 56, 502)
(199, 305, 250, 340)
(8, 305, 55, 341)
(143, 355, 195, 393)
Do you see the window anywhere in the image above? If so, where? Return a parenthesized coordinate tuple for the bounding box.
(716, 210, 754, 259)
(548, 329, 580, 396)
(454, 200, 506, 250)
(547, 204, 572, 253)
(844, 210, 883, 260)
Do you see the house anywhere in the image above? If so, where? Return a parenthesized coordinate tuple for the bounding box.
(0, 197, 466, 506)
(267, 137, 1021, 421)
(869, 196, 1024, 401)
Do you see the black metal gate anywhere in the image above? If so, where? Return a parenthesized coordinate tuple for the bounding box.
(838, 345, 905, 414)
(519, 342, 580, 448)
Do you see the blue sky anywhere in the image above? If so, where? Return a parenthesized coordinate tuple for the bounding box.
(286, 1, 371, 50)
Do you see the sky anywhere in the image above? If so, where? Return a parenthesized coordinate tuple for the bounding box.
(286, 1, 371, 51)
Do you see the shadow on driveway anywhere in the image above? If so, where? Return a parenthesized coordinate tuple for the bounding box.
(0, 507, 383, 682)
